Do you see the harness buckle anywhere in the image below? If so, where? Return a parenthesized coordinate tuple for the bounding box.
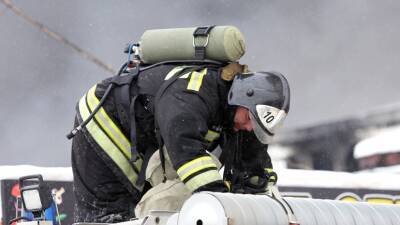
(192, 26, 215, 60)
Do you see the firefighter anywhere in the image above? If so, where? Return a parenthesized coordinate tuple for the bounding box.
(70, 61, 290, 222)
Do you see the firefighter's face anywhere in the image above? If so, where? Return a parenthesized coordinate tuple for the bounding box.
(233, 106, 253, 132)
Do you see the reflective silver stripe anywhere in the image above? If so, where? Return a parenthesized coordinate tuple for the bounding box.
(185, 170, 222, 192)
(78, 92, 142, 190)
(86, 85, 131, 158)
(205, 130, 220, 142)
(177, 156, 217, 181)
(179, 72, 191, 79)
(187, 68, 207, 91)
(165, 66, 192, 80)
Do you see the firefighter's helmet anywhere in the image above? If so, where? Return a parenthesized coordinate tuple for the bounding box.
(228, 71, 290, 144)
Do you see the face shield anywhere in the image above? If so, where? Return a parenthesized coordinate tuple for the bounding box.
(249, 105, 287, 144)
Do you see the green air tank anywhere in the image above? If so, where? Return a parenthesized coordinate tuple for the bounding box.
(138, 26, 246, 64)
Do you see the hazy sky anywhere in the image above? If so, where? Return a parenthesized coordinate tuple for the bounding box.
(1, 0, 400, 166)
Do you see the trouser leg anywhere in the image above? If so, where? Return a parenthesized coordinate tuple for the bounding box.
(71, 129, 139, 223)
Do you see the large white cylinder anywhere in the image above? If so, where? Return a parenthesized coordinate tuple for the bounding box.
(178, 192, 400, 225)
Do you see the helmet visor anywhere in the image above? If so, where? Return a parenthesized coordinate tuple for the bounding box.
(249, 105, 287, 144)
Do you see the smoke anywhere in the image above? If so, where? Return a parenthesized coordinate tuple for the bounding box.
(1, 0, 400, 166)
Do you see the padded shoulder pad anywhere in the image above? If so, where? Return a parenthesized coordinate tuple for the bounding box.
(221, 62, 248, 81)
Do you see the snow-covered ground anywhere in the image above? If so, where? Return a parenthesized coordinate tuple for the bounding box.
(275, 168, 400, 190)
(1, 165, 399, 190)
(0, 165, 73, 181)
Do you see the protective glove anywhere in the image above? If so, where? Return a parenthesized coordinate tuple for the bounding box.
(230, 169, 278, 194)
(230, 171, 266, 194)
(264, 168, 278, 186)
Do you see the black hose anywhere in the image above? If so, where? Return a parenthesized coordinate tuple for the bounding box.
(66, 62, 129, 139)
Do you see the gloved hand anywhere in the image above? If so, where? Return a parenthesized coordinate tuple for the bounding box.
(230, 169, 278, 194)
(264, 168, 278, 186)
(230, 171, 266, 194)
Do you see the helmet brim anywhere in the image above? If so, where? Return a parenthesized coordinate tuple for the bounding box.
(249, 112, 273, 144)
(249, 105, 287, 144)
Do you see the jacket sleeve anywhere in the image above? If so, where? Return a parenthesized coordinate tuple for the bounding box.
(155, 74, 227, 193)
(240, 131, 273, 174)
(221, 130, 274, 191)
(240, 132, 276, 191)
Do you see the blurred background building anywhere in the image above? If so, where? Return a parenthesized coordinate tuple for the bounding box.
(1, 0, 400, 169)
(270, 105, 400, 172)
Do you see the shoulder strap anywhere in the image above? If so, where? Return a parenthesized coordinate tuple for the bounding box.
(193, 26, 215, 60)
(111, 67, 142, 161)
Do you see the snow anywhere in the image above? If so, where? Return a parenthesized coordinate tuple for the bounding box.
(1, 165, 399, 191)
(0, 165, 73, 181)
(276, 168, 400, 190)
(354, 126, 400, 159)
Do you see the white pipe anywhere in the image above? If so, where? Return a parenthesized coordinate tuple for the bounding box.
(178, 192, 400, 225)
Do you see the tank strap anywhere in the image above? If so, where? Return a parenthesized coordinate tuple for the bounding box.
(112, 69, 152, 189)
(193, 26, 215, 60)
(111, 68, 142, 163)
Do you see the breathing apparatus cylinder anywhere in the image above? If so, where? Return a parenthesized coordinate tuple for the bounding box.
(139, 26, 246, 64)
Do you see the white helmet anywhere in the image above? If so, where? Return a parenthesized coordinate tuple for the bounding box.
(228, 71, 290, 144)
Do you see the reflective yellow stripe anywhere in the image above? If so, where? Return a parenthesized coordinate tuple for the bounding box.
(264, 168, 276, 181)
(165, 66, 191, 80)
(180, 163, 217, 181)
(78, 95, 141, 190)
(86, 85, 131, 159)
(265, 168, 273, 173)
(187, 68, 207, 91)
(185, 170, 222, 192)
(177, 156, 215, 178)
(205, 130, 220, 142)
